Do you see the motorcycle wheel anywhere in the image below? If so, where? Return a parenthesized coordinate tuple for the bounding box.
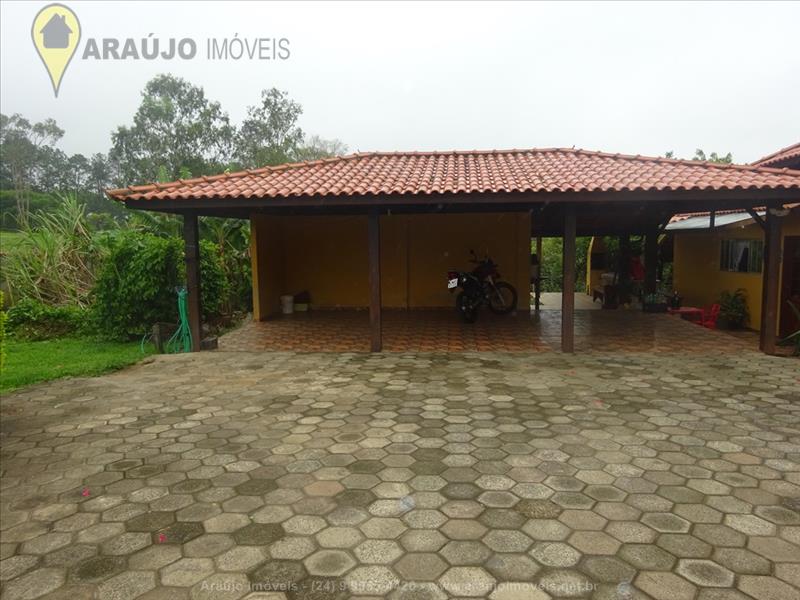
(456, 292, 478, 323)
(488, 282, 518, 315)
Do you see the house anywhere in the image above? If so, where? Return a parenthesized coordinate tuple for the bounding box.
(40, 13, 72, 49)
(107, 147, 800, 355)
(667, 143, 800, 339)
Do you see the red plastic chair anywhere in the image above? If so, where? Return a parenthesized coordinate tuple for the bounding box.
(702, 304, 721, 329)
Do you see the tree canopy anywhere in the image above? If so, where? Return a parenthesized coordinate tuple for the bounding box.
(109, 75, 347, 184)
(664, 149, 733, 164)
(235, 88, 305, 168)
(1, 73, 347, 226)
(0, 114, 64, 205)
(110, 74, 235, 184)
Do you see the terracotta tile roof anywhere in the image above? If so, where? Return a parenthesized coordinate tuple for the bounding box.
(751, 142, 800, 168)
(107, 148, 800, 203)
(669, 142, 800, 222)
(669, 203, 799, 223)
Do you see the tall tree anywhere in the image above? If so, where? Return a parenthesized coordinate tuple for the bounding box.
(33, 146, 69, 191)
(0, 113, 64, 220)
(235, 88, 305, 168)
(110, 74, 234, 185)
(64, 154, 91, 191)
(87, 153, 112, 197)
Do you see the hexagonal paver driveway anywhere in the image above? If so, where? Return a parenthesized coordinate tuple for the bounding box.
(1, 350, 799, 600)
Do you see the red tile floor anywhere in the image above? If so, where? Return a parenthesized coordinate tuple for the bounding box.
(219, 306, 763, 354)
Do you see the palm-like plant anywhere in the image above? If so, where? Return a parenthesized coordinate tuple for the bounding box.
(125, 211, 182, 238)
(1, 194, 106, 307)
(200, 217, 250, 314)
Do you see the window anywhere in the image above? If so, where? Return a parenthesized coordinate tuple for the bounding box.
(720, 239, 763, 273)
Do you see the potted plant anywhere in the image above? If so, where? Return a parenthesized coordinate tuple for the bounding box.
(668, 291, 682, 309)
(642, 292, 668, 313)
(718, 288, 749, 329)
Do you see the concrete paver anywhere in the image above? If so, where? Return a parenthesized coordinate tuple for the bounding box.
(1, 349, 798, 599)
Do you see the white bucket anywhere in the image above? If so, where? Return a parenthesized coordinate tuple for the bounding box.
(280, 295, 294, 314)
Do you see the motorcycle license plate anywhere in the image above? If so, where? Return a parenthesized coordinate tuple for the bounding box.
(447, 278, 458, 289)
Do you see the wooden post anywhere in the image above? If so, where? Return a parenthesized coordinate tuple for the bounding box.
(758, 210, 771, 349)
(618, 235, 631, 285)
(534, 236, 543, 311)
(644, 227, 658, 295)
(760, 209, 783, 354)
(183, 212, 202, 352)
(562, 209, 576, 353)
(249, 217, 263, 321)
(368, 209, 382, 352)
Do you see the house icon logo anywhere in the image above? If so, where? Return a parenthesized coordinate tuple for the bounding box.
(41, 13, 72, 48)
(31, 3, 81, 97)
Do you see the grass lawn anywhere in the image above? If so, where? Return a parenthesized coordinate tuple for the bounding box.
(0, 229, 24, 250)
(1, 337, 153, 393)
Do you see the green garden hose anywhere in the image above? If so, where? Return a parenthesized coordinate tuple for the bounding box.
(165, 288, 192, 353)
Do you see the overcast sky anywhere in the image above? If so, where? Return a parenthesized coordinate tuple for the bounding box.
(2, 1, 798, 165)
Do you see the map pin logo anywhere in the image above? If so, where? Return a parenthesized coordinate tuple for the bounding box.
(31, 3, 81, 97)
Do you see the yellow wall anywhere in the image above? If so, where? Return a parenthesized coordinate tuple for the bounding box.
(405, 213, 530, 308)
(586, 236, 607, 295)
(672, 213, 800, 333)
(283, 216, 369, 307)
(250, 212, 531, 316)
(250, 215, 284, 320)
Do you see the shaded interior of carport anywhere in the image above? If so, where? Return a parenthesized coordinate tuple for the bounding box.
(107, 149, 800, 355)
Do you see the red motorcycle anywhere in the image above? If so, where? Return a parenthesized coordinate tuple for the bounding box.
(447, 250, 518, 323)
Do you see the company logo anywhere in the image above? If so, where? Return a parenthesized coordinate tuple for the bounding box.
(31, 3, 81, 97)
(30, 3, 291, 98)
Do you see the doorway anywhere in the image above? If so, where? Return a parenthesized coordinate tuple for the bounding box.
(780, 236, 800, 338)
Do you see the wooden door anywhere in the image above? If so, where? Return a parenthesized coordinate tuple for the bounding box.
(780, 236, 800, 338)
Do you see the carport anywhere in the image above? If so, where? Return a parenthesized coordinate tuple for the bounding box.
(107, 148, 800, 354)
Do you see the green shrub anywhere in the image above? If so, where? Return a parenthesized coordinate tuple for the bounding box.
(6, 297, 87, 340)
(130, 215, 251, 314)
(92, 232, 183, 339)
(536, 237, 591, 292)
(200, 217, 252, 313)
(198, 239, 228, 319)
(91, 231, 228, 339)
(231, 258, 252, 313)
(718, 288, 749, 329)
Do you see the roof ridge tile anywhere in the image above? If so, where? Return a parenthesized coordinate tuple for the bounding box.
(752, 141, 800, 166)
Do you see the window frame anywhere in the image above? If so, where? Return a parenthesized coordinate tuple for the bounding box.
(719, 238, 763, 274)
